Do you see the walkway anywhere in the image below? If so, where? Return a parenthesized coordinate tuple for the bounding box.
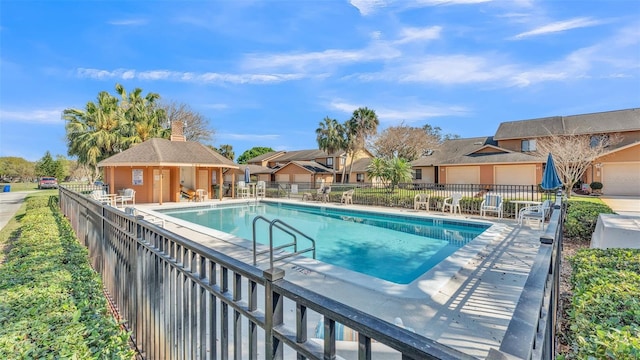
(0, 191, 29, 232)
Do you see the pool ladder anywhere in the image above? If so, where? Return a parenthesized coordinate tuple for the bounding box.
(252, 215, 316, 269)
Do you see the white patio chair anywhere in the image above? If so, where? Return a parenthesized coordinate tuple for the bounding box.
(442, 193, 462, 214)
(414, 193, 430, 211)
(518, 200, 552, 229)
(195, 189, 207, 202)
(237, 181, 250, 198)
(341, 189, 354, 205)
(116, 188, 135, 207)
(256, 181, 266, 198)
(91, 189, 115, 206)
(480, 194, 503, 218)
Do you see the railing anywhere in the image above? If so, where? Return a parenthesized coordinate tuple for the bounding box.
(487, 195, 565, 359)
(252, 216, 316, 268)
(58, 185, 474, 360)
(265, 182, 548, 218)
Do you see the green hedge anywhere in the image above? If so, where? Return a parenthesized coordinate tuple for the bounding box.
(0, 196, 134, 359)
(564, 249, 640, 359)
(564, 201, 615, 241)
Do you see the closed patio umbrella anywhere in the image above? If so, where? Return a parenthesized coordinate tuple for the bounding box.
(541, 153, 562, 191)
(244, 166, 251, 183)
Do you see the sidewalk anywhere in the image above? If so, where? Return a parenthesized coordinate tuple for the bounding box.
(600, 195, 640, 216)
(0, 191, 29, 232)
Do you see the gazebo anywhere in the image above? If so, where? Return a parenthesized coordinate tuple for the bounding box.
(97, 122, 239, 204)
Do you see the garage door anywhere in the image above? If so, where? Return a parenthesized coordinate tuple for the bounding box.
(602, 162, 640, 196)
(294, 174, 311, 183)
(275, 174, 290, 183)
(495, 165, 537, 185)
(446, 166, 479, 184)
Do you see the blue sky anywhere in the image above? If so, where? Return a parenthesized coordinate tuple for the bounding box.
(1, 0, 639, 162)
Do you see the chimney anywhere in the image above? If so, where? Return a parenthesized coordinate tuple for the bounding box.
(170, 121, 186, 142)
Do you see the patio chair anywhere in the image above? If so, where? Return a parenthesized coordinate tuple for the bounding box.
(414, 193, 430, 211)
(341, 189, 355, 205)
(91, 189, 115, 206)
(195, 188, 207, 202)
(442, 193, 462, 214)
(181, 186, 196, 201)
(116, 188, 135, 207)
(256, 181, 266, 198)
(236, 181, 250, 198)
(518, 200, 552, 229)
(480, 194, 503, 218)
(321, 186, 331, 203)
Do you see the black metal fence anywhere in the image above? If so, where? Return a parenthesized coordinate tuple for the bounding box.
(58, 186, 476, 360)
(265, 182, 550, 218)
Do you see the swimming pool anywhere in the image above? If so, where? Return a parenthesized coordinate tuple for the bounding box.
(158, 202, 489, 284)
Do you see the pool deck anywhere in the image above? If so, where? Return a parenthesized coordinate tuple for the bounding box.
(136, 198, 544, 359)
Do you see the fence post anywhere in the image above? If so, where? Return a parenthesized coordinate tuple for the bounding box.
(264, 267, 285, 360)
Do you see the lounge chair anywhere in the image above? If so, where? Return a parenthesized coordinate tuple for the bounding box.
(341, 189, 354, 205)
(518, 200, 552, 229)
(414, 193, 430, 211)
(480, 194, 503, 218)
(442, 193, 462, 214)
(116, 188, 135, 207)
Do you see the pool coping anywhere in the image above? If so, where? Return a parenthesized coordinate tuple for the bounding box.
(136, 198, 506, 299)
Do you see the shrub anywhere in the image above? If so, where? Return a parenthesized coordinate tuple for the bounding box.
(565, 249, 640, 359)
(0, 196, 134, 359)
(589, 181, 603, 190)
(564, 201, 615, 241)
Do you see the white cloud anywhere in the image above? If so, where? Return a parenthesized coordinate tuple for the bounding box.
(328, 100, 468, 123)
(395, 26, 442, 44)
(513, 17, 603, 39)
(107, 18, 148, 26)
(0, 109, 63, 124)
(349, 0, 389, 15)
(76, 68, 306, 84)
(415, 0, 492, 5)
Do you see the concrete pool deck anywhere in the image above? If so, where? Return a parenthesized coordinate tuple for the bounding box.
(135, 198, 544, 358)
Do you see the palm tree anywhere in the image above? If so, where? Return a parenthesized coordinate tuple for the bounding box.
(345, 107, 379, 182)
(64, 91, 122, 179)
(315, 116, 345, 182)
(366, 157, 412, 192)
(116, 84, 168, 147)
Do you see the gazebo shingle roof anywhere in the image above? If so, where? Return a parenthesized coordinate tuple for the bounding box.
(97, 138, 238, 168)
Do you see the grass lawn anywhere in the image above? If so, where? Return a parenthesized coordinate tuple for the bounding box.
(567, 195, 605, 204)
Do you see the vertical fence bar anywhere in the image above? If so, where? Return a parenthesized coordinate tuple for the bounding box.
(264, 268, 285, 360)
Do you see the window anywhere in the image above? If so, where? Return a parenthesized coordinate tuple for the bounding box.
(356, 173, 364, 182)
(326, 157, 333, 168)
(521, 139, 537, 152)
(414, 169, 422, 180)
(340, 157, 345, 165)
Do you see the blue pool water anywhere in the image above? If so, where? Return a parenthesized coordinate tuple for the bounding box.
(159, 203, 489, 284)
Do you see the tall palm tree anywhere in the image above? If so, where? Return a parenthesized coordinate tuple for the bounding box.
(315, 116, 345, 182)
(64, 91, 122, 179)
(116, 84, 168, 147)
(345, 107, 379, 183)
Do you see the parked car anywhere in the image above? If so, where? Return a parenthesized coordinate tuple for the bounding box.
(38, 177, 58, 189)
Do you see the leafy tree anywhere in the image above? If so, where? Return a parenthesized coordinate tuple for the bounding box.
(0, 157, 35, 182)
(366, 157, 413, 192)
(237, 147, 275, 164)
(422, 124, 460, 141)
(35, 151, 57, 177)
(316, 116, 346, 180)
(372, 123, 441, 161)
(161, 100, 214, 143)
(64, 83, 169, 181)
(345, 107, 379, 183)
(536, 133, 621, 198)
(216, 144, 235, 161)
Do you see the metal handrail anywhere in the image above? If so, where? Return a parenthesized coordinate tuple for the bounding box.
(252, 215, 316, 268)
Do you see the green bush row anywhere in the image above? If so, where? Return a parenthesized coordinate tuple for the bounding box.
(0, 196, 134, 359)
(564, 249, 640, 359)
(564, 201, 615, 241)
